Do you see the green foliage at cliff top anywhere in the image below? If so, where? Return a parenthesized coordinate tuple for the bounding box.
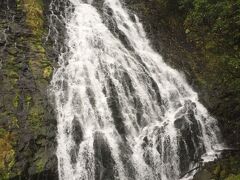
(179, 0, 240, 79)
(149, 0, 240, 94)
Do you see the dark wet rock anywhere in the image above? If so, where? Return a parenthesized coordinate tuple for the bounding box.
(0, 31, 6, 45)
(118, 141, 136, 180)
(70, 117, 83, 164)
(10, 169, 58, 180)
(106, 77, 126, 138)
(86, 87, 96, 108)
(93, 131, 118, 180)
(92, 0, 105, 10)
(174, 105, 205, 176)
(194, 169, 212, 180)
(93, 1, 135, 52)
(72, 117, 83, 146)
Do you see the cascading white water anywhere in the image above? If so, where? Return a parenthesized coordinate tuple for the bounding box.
(50, 0, 224, 179)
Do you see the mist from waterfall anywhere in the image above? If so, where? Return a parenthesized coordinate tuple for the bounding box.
(50, 0, 224, 179)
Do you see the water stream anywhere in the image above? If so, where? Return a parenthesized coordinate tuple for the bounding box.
(50, 0, 223, 179)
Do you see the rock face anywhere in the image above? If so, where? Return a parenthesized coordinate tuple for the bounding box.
(0, 0, 239, 179)
(0, 0, 57, 179)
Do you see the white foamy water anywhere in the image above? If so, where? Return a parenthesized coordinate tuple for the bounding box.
(50, 0, 224, 179)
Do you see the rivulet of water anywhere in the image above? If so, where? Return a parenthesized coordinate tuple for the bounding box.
(50, 0, 224, 179)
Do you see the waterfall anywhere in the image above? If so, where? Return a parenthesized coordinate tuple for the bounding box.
(50, 0, 223, 179)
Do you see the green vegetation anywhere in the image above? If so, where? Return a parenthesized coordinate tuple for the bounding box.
(225, 174, 240, 180)
(195, 154, 240, 180)
(164, 1, 240, 178)
(141, 0, 240, 84)
(181, 0, 240, 53)
(0, 130, 16, 179)
(12, 93, 19, 108)
(43, 66, 53, 79)
(28, 104, 44, 132)
(21, 0, 44, 38)
(177, 1, 240, 153)
(20, 0, 53, 82)
(180, 0, 240, 89)
(149, 0, 240, 88)
(33, 151, 48, 173)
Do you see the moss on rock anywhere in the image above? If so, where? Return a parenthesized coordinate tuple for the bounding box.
(225, 174, 240, 180)
(0, 130, 16, 179)
(43, 66, 53, 79)
(194, 153, 240, 180)
(0, 0, 56, 178)
(20, 0, 44, 38)
(28, 105, 44, 132)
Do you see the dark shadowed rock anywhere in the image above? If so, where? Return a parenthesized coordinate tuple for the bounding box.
(93, 131, 118, 180)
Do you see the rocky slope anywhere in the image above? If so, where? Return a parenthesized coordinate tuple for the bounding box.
(0, 0, 57, 179)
